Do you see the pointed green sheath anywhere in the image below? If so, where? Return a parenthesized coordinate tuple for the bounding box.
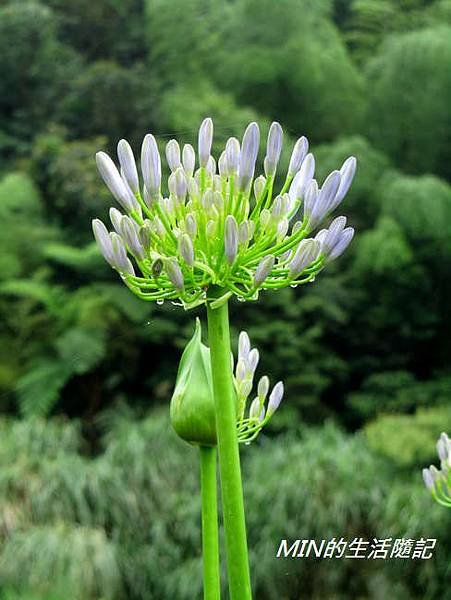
(170, 318, 217, 446)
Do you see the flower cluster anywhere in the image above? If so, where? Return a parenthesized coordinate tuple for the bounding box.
(234, 331, 284, 444)
(92, 118, 356, 309)
(170, 320, 283, 446)
(422, 432, 451, 507)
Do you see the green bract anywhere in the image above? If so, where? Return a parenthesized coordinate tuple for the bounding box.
(170, 318, 218, 446)
(92, 119, 357, 310)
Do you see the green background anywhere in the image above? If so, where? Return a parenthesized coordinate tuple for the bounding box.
(0, 0, 450, 598)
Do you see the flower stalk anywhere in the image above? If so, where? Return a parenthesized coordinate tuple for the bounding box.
(199, 446, 221, 600)
(207, 292, 252, 600)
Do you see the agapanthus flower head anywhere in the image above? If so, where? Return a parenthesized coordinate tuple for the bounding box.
(422, 431, 451, 508)
(93, 118, 357, 309)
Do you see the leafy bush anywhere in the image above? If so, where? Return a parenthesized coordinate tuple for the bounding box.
(0, 412, 449, 599)
(364, 404, 451, 468)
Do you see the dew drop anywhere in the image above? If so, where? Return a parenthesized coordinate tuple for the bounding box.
(309, 277, 316, 283)
(237, 296, 245, 302)
(245, 441, 251, 446)
(290, 284, 298, 289)
(157, 299, 164, 305)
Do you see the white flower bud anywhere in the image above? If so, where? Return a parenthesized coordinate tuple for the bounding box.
(225, 137, 240, 175)
(253, 175, 266, 201)
(257, 375, 269, 400)
(288, 239, 320, 278)
(288, 136, 308, 176)
(120, 216, 145, 260)
(218, 151, 228, 177)
(174, 168, 188, 202)
(247, 348, 259, 374)
(185, 213, 197, 238)
(238, 331, 251, 361)
(141, 134, 161, 199)
(238, 122, 260, 191)
(178, 233, 195, 266)
(290, 153, 315, 202)
(206, 220, 216, 239)
(320, 216, 347, 255)
(206, 155, 216, 176)
(110, 232, 135, 275)
(236, 358, 247, 383)
(267, 381, 284, 415)
(254, 255, 275, 287)
(239, 380, 253, 399)
(277, 217, 289, 240)
(166, 139, 181, 172)
(264, 122, 283, 177)
(92, 219, 114, 264)
(165, 257, 184, 290)
(327, 227, 354, 261)
(188, 177, 199, 199)
(224, 215, 238, 264)
(117, 139, 139, 194)
(238, 221, 249, 244)
(259, 208, 271, 229)
(96, 151, 138, 212)
(333, 156, 357, 206)
(422, 468, 434, 490)
(182, 144, 196, 177)
(249, 397, 261, 420)
(109, 207, 123, 234)
(307, 170, 341, 227)
(198, 117, 213, 167)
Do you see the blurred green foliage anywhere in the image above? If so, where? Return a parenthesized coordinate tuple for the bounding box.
(0, 412, 449, 599)
(0, 0, 450, 597)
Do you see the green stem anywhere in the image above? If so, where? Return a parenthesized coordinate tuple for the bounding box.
(200, 446, 221, 600)
(206, 294, 252, 600)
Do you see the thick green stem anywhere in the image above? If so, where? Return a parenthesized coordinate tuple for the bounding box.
(200, 446, 221, 600)
(206, 295, 252, 600)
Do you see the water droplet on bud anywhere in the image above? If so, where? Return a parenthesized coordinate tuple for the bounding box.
(157, 299, 164, 305)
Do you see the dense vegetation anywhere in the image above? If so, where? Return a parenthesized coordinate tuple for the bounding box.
(0, 0, 450, 598)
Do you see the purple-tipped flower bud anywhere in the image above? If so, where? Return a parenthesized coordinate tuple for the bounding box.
(249, 397, 262, 420)
(120, 216, 145, 260)
(225, 137, 240, 175)
(333, 156, 357, 206)
(422, 468, 434, 490)
(328, 227, 354, 261)
(117, 139, 139, 194)
(218, 151, 228, 177)
(267, 381, 284, 415)
(238, 331, 251, 361)
(320, 216, 347, 255)
(110, 232, 135, 275)
(289, 153, 315, 201)
(288, 239, 320, 278)
(288, 136, 309, 176)
(96, 151, 138, 212)
(437, 437, 448, 462)
(264, 122, 283, 177)
(247, 348, 259, 374)
(166, 139, 181, 172)
(236, 358, 247, 383)
(258, 375, 269, 400)
(238, 221, 250, 245)
(109, 207, 123, 234)
(253, 175, 266, 201)
(92, 219, 114, 264)
(254, 255, 275, 287)
(178, 233, 195, 266)
(141, 134, 161, 200)
(182, 144, 196, 178)
(198, 118, 213, 167)
(238, 122, 260, 191)
(165, 257, 184, 290)
(224, 215, 238, 264)
(307, 170, 341, 228)
(185, 213, 197, 238)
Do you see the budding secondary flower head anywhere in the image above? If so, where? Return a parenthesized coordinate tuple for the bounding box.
(421, 431, 451, 507)
(92, 118, 356, 309)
